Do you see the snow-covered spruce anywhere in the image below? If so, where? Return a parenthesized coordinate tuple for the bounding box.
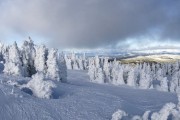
(26, 72, 56, 99)
(34, 45, 47, 73)
(46, 48, 61, 81)
(3, 42, 23, 76)
(58, 53, 67, 82)
(21, 38, 36, 77)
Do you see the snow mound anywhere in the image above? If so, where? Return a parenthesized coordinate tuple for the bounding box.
(111, 109, 127, 120)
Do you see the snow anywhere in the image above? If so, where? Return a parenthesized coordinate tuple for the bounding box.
(0, 70, 178, 120)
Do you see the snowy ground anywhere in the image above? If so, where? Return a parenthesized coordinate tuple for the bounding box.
(0, 70, 178, 120)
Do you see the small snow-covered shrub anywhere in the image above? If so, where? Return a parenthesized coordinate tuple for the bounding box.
(142, 110, 151, 120)
(151, 102, 176, 120)
(131, 115, 142, 120)
(27, 72, 56, 99)
(111, 109, 127, 120)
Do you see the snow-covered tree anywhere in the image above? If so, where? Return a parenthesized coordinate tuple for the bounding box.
(0, 42, 6, 62)
(26, 72, 56, 99)
(64, 54, 72, 69)
(3, 42, 23, 76)
(139, 67, 152, 89)
(111, 65, 119, 85)
(142, 110, 151, 120)
(77, 56, 84, 70)
(95, 68, 104, 83)
(88, 58, 96, 81)
(170, 71, 179, 92)
(127, 66, 137, 87)
(82, 53, 88, 69)
(103, 57, 110, 83)
(95, 55, 100, 68)
(58, 53, 67, 83)
(72, 60, 79, 70)
(46, 48, 61, 81)
(160, 77, 169, 92)
(156, 68, 164, 81)
(21, 38, 36, 77)
(34, 45, 47, 73)
(116, 67, 125, 85)
(151, 103, 176, 120)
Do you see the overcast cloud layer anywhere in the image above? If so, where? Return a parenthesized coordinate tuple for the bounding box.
(0, 0, 180, 49)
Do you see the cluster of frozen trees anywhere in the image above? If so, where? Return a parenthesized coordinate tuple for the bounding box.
(88, 55, 180, 93)
(111, 90, 180, 120)
(0, 38, 68, 99)
(64, 52, 88, 70)
(0, 38, 67, 82)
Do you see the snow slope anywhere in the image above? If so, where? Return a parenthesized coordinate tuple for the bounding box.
(0, 70, 178, 120)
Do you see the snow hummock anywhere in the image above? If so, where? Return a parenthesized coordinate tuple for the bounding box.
(111, 109, 127, 120)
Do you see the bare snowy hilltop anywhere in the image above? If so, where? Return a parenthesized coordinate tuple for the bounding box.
(0, 40, 180, 120)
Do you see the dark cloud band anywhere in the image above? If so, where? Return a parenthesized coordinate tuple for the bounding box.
(0, 0, 180, 49)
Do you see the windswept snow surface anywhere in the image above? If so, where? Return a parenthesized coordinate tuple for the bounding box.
(0, 70, 178, 120)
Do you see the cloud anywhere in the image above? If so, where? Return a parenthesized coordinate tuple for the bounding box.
(0, 0, 180, 49)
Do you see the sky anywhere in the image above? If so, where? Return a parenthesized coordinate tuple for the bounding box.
(0, 0, 180, 50)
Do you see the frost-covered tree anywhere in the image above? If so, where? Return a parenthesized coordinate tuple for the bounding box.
(0, 42, 6, 62)
(83, 55, 88, 70)
(21, 38, 36, 77)
(156, 68, 164, 81)
(58, 53, 67, 83)
(3, 42, 23, 76)
(46, 48, 61, 81)
(111, 65, 119, 85)
(151, 103, 176, 120)
(127, 67, 137, 87)
(77, 56, 84, 70)
(160, 77, 169, 92)
(72, 60, 79, 70)
(117, 67, 125, 85)
(70, 52, 79, 70)
(170, 71, 179, 92)
(64, 54, 72, 69)
(26, 72, 56, 99)
(173, 61, 179, 74)
(142, 110, 151, 120)
(95, 68, 104, 83)
(88, 58, 96, 81)
(34, 45, 47, 73)
(103, 57, 110, 83)
(139, 67, 152, 89)
(95, 55, 100, 68)
(167, 64, 173, 76)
